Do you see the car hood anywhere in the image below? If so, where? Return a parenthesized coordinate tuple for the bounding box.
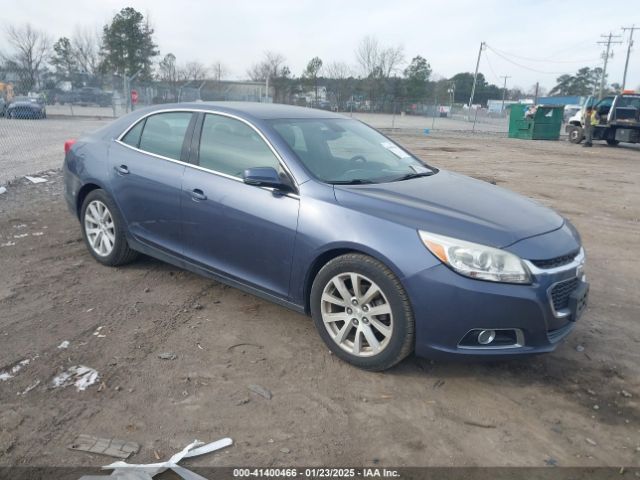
(333, 169, 565, 248)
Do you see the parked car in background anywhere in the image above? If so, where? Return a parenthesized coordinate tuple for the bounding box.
(78, 87, 112, 107)
(311, 99, 333, 111)
(57, 87, 112, 107)
(57, 91, 80, 105)
(6, 96, 47, 119)
(64, 102, 588, 371)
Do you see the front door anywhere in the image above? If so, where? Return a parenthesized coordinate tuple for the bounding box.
(181, 113, 299, 299)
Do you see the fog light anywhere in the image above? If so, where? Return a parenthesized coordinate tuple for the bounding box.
(477, 329, 496, 345)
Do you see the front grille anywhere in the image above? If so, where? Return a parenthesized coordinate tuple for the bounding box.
(550, 277, 580, 311)
(531, 250, 579, 269)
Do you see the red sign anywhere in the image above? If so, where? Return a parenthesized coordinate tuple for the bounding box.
(130, 90, 138, 104)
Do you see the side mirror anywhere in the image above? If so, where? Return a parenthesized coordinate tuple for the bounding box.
(243, 167, 293, 192)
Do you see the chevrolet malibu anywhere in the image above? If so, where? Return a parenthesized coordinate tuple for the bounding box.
(63, 103, 589, 371)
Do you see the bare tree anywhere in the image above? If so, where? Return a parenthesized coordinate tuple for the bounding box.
(325, 61, 353, 108)
(247, 51, 286, 81)
(355, 35, 379, 77)
(324, 61, 352, 80)
(2, 24, 51, 92)
(354, 35, 404, 109)
(72, 26, 100, 75)
(210, 60, 227, 82)
(158, 53, 179, 100)
(181, 61, 208, 81)
(355, 35, 404, 78)
(379, 45, 404, 78)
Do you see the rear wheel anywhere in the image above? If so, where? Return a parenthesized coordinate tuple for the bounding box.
(606, 139, 619, 146)
(568, 125, 583, 144)
(80, 189, 138, 266)
(310, 254, 414, 371)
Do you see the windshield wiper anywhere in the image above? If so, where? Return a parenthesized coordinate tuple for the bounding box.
(392, 171, 435, 182)
(330, 179, 376, 185)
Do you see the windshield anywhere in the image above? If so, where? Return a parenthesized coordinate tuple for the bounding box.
(269, 118, 435, 184)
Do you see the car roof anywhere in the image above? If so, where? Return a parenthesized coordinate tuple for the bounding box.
(146, 101, 346, 120)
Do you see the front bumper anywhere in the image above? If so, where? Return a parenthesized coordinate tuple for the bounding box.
(404, 249, 587, 359)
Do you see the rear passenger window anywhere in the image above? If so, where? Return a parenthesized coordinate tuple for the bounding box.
(121, 119, 145, 148)
(198, 114, 281, 177)
(138, 112, 193, 160)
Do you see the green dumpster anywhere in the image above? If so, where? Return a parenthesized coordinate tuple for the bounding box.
(508, 104, 565, 140)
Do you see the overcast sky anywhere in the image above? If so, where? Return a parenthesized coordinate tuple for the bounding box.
(2, 0, 639, 91)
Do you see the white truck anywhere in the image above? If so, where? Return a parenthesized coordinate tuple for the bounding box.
(566, 91, 640, 146)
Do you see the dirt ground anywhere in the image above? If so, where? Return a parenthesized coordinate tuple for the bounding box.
(0, 129, 639, 471)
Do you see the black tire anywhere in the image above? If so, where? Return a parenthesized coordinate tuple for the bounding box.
(80, 189, 138, 266)
(310, 253, 415, 371)
(567, 125, 583, 144)
(606, 139, 619, 146)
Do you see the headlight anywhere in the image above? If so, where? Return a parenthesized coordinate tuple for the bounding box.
(418, 230, 531, 284)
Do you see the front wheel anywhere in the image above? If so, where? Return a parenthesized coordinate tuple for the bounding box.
(310, 254, 415, 371)
(567, 125, 583, 144)
(80, 189, 138, 266)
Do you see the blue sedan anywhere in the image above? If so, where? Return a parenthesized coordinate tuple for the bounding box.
(63, 103, 589, 370)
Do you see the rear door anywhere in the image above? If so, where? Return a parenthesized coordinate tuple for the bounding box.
(109, 111, 195, 254)
(181, 112, 300, 298)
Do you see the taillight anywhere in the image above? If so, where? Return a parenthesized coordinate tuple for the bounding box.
(64, 139, 76, 155)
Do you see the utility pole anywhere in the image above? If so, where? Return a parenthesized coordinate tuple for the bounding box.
(597, 32, 623, 99)
(500, 75, 511, 113)
(534, 82, 539, 104)
(622, 25, 639, 91)
(468, 41, 485, 110)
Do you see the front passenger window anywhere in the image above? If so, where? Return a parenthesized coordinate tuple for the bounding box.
(138, 112, 193, 160)
(198, 114, 281, 177)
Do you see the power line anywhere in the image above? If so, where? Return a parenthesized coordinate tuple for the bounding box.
(488, 45, 600, 64)
(485, 45, 571, 75)
(482, 49, 501, 83)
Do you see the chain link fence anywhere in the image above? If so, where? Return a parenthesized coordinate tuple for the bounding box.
(1, 75, 522, 188)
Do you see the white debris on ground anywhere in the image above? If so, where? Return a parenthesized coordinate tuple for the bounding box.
(18, 380, 41, 396)
(0, 186, 6, 194)
(93, 326, 106, 338)
(57, 341, 70, 349)
(24, 176, 48, 184)
(95, 438, 233, 480)
(52, 366, 99, 391)
(0, 359, 31, 381)
(1, 241, 16, 247)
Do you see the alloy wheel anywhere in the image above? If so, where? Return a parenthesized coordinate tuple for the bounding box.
(84, 200, 116, 257)
(320, 272, 393, 357)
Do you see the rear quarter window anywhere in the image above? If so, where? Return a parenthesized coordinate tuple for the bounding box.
(121, 119, 145, 148)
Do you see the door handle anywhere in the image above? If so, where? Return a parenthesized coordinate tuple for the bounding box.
(114, 165, 129, 175)
(191, 188, 207, 201)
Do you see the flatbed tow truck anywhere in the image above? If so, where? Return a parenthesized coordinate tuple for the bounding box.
(566, 91, 640, 146)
